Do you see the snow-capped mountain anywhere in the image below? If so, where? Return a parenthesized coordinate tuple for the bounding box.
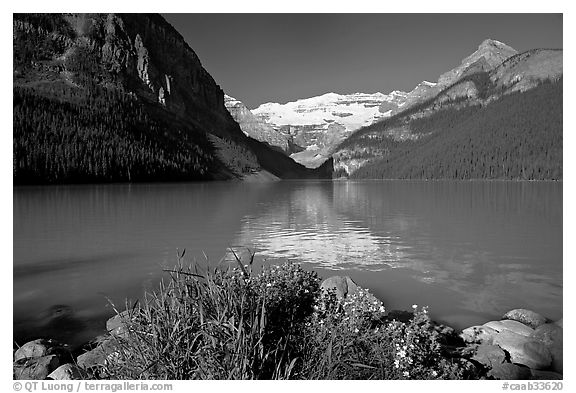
(250, 91, 409, 167)
(229, 39, 524, 169)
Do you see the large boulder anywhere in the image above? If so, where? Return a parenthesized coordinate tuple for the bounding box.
(14, 339, 70, 363)
(106, 310, 132, 337)
(14, 355, 60, 380)
(531, 323, 563, 374)
(47, 364, 87, 380)
(471, 344, 507, 369)
(484, 320, 535, 337)
(488, 362, 531, 380)
(320, 276, 359, 300)
(460, 325, 498, 344)
(14, 339, 53, 361)
(492, 331, 552, 370)
(502, 309, 547, 329)
(76, 339, 119, 376)
(549, 347, 563, 374)
(531, 323, 562, 347)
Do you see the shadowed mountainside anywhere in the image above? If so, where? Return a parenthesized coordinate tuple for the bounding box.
(13, 13, 331, 184)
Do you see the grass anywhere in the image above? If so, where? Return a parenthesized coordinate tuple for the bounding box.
(101, 250, 476, 380)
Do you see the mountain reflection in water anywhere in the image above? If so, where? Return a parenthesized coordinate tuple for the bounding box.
(13, 180, 562, 346)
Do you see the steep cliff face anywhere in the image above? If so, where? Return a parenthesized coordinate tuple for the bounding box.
(224, 95, 295, 154)
(13, 13, 328, 182)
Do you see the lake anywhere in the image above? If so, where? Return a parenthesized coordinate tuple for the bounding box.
(13, 180, 563, 348)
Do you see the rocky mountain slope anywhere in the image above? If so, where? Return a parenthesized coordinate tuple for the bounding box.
(13, 13, 331, 184)
(250, 91, 408, 167)
(333, 42, 563, 180)
(224, 95, 298, 154)
(240, 39, 525, 169)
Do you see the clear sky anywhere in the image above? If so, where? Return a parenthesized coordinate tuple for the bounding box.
(167, 14, 561, 108)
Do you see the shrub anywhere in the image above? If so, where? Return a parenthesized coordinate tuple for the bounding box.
(103, 254, 471, 380)
(300, 301, 467, 380)
(104, 257, 319, 379)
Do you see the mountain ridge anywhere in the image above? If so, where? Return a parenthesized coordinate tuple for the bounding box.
(13, 13, 331, 183)
(332, 43, 562, 180)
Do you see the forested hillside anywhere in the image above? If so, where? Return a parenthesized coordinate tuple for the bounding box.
(13, 13, 328, 184)
(13, 84, 230, 184)
(349, 79, 562, 180)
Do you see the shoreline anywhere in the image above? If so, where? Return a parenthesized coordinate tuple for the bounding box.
(13, 268, 563, 381)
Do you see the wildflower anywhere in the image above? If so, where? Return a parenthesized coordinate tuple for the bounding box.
(403, 371, 410, 377)
(394, 359, 400, 368)
(266, 283, 272, 287)
(379, 305, 385, 313)
(412, 304, 418, 310)
(397, 349, 406, 358)
(354, 328, 359, 333)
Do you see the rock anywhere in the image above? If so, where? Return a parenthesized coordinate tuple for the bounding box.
(531, 323, 562, 374)
(431, 322, 459, 345)
(14, 339, 52, 361)
(488, 362, 531, 380)
(14, 339, 69, 362)
(531, 323, 562, 348)
(484, 320, 535, 337)
(106, 310, 132, 337)
(455, 358, 484, 379)
(530, 369, 563, 380)
(225, 95, 291, 154)
(47, 363, 86, 380)
(460, 325, 498, 344)
(320, 276, 359, 300)
(550, 347, 563, 374)
(502, 309, 547, 329)
(14, 355, 60, 380)
(492, 331, 552, 370)
(76, 339, 119, 373)
(471, 344, 507, 369)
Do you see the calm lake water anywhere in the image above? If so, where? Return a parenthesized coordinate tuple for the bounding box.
(13, 180, 562, 348)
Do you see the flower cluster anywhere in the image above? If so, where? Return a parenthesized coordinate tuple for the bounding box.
(339, 287, 386, 331)
(382, 305, 462, 379)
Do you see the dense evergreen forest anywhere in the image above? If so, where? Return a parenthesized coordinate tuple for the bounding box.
(347, 79, 562, 180)
(13, 13, 268, 184)
(13, 84, 226, 184)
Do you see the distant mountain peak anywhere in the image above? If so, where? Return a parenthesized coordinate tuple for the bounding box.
(437, 38, 518, 88)
(479, 38, 514, 50)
